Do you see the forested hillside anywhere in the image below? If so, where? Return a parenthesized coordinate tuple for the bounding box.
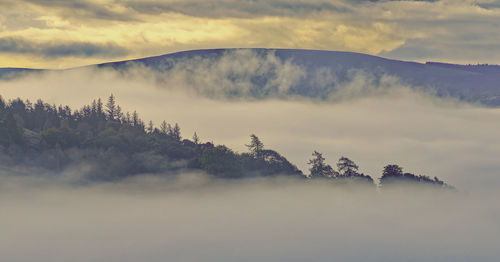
(0, 94, 452, 189)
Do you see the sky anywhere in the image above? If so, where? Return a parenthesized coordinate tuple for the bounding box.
(1, 0, 500, 68)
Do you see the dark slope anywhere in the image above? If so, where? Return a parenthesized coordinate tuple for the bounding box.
(3, 49, 500, 105)
(0, 68, 43, 79)
(98, 49, 500, 105)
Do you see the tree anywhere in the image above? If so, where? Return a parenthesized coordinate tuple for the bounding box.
(379, 164, 404, 187)
(201, 145, 242, 177)
(337, 156, 359, 177)
(97, 98, 103, 117)
(193, 132, 200, 144)
(106, 94, 116, 120)
(172, 123, 181, 140)
(308, 151, 336, 178)
(147, 120, 154, 133)
(160, 121, 168, 134)
(91, 100, 97, 116)
(382, 164, 403, 178)
(0, 112, 25, 147)
(115, 105, 123, 120)
(246, 134, 264, 158)
(0, 95, 6, 111)
(132, 111, 139, 127)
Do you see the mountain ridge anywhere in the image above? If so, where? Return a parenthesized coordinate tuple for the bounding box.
(2, 48, 500, 105)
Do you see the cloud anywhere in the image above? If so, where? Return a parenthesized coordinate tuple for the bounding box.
(0, 37, 129, 58)
(381, 35, 500, 64)
(146, 49, 307, 99)
(1, 0, 500, 67)
(122, 0, 354, 18)
(15, 0, 134, 21)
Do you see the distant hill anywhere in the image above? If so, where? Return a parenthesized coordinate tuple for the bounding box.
(2, 49, 500, 106)
(0, 95, 452, 189)
(0, 68, 43, 79)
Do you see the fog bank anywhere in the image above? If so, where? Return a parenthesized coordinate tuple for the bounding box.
(0, 174, 498, 262)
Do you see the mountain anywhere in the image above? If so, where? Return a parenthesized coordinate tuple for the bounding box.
(2, 49, 500, 106)
(0, 68, 43, 79)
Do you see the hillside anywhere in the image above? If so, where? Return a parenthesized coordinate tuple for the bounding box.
(0, 94, 452, 189)
(2, 49, 500, 105)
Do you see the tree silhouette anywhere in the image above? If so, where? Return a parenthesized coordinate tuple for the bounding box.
(246, 134, 264, 158)
(382, 164, 403, 178)
(308, 151, 336, 178)
(337, 156, 359, 177)
(105, 94, 116, 120)
(159, 121, 167, 134)
(193, 132, 200, 144)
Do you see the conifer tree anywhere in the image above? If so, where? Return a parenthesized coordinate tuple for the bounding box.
(337, 156, 359, 177)
(193, 132, 200, 144)
(160, 121, 168, 134)
(172, 123, 181, 140)
(147, 120, 154, 133)
(308, 151, 337, 178)
(106, 94, 116, 120)
(246, 134, 264, 158)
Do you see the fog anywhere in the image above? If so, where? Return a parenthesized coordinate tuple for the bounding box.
(0, 174, 499, 262)
(1, 51, 500, 261)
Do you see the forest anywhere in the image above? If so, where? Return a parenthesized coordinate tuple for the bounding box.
(0, 94, 452, 189)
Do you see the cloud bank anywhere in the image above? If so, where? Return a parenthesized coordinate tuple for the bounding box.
(0, 37, 128, 58)
(1, 0, 500, 68)
(0, 174, 498, 262)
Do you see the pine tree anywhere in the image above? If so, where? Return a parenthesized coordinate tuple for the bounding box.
(0, 95, 5, 111)
(337, 156, 359, 177)
(97, 99, 103, 117)
(106, 94, 116, 120)
(193, 132, 199, 144)
(91, 100, 97, 115)
(147, 120, 154, 133)
(245, 134, 264, 157)
(125, 112, 131, 124)
(132, 111, 139, 127)
(308, 151, 337, 178)
(382, 164, 403, 178)
(172, 123, 181, 140)
(115, 105, 123, 120)
(160, 121, 168, 134)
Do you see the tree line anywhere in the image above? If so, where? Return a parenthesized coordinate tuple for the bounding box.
(0, 95, 451, 189)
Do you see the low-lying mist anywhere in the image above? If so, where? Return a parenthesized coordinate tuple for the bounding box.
(1, 51, 500, 261)
(0, 174, 498, 262)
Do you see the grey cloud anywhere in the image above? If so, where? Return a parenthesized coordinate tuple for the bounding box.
(16, 0, 135, 21)
(0, 0, 445, 22)
(124, 0, 354, 18)
(382, 37, 500, 64)
(0, 37, 129, 58)
(476, 0, 500, 9)
(1, 0, 349, 21)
